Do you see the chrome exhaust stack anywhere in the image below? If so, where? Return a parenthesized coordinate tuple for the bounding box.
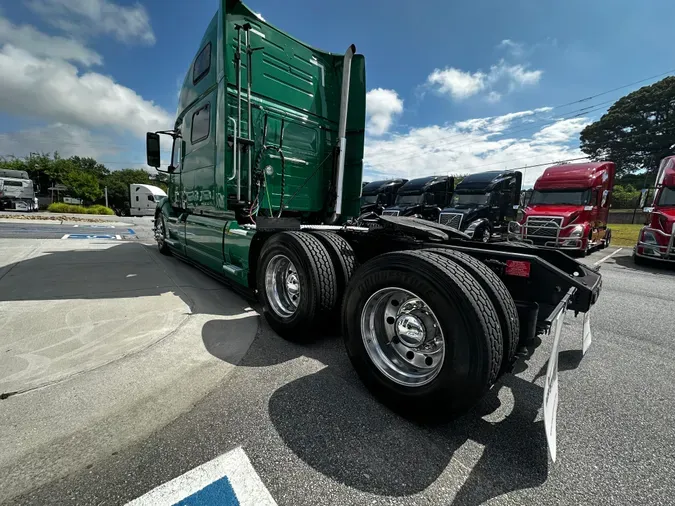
(326, 44, 356, 224)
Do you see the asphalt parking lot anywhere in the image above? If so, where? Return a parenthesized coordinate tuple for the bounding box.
(1, 220, 674, 505)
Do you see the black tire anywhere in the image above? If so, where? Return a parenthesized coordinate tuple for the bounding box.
(257, 231, 337, 342)
(633, 251, 647, 266)
(310, 231, 358, 328)
(425, 248, 519, 375)
(156, 214, 171, 256)
(342, 249, 502, 417)
(603, 228, 611, 249)
(474, 223, 492, 243)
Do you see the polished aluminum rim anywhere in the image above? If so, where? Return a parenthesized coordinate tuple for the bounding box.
(482, 228, 490, 242)
(265, 254, 300, 318)
(155, 216, 166, 248)
(360, 287, 445, 387)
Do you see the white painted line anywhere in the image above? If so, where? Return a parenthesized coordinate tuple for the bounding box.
(594, 247, 623, 266)
(115, 235, 121, 240)
(72, 225, 79, 228)
(61, 234, 70, 239)
(125, 447, 277, 506)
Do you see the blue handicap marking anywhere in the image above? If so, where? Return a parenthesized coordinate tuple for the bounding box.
(126, 447, 277, 506)
(63, 234, 120, 240)
(127, 228, 136, 235)
(174, 476, 238, 506)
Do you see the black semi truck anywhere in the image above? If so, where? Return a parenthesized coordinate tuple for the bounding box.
(381, 175, 454, 221)
(438, 170, 522, 242)
(360, 178, 407, 215)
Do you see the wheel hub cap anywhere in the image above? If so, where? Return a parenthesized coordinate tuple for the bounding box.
(395, 314, 426, 346)
(360, 288, 445, 387)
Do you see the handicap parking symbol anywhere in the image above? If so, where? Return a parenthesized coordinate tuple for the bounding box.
(126, 447, 277, 506)
(62, 234, 121, 240)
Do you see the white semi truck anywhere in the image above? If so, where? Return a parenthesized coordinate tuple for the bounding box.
(0, 169, 38, 212)
(129, 184, 167, 217)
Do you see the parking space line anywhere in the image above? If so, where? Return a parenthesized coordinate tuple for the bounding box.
(594, 247, 623, 266)
(61, 234, 70, 239)
(125, 447, 277, 506)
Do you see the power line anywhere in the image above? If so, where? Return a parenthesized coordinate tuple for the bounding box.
(550, 68, 675, 110)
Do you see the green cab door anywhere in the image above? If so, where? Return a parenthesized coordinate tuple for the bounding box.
(181, 89, 226, 273)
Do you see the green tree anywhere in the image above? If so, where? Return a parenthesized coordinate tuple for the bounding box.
(62, 170, 103, 202)
(69, 156, 110, 185)
(580, 76, 675, 177)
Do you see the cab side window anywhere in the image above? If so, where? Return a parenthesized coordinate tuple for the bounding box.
(193, 43, 211, 85)
(191, 104, 210, 144)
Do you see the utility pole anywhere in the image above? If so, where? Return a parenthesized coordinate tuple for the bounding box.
(104, 186, 109, 208)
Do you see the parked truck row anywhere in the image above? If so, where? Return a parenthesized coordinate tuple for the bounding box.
(146, 0, 602, 460)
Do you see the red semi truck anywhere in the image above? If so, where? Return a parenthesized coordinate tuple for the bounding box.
(509, 162, 615, 256)
(634, 156, 675, 263)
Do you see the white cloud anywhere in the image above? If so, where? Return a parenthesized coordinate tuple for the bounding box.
(498, 39, 525, 58)
(365, 88, 403, 136)
(489, 60, 543, 90)
(427, 59, 543, 102)
(26, 0, 156, 45)
(0, 15, 102, 66)
(0, 123, 118, 159)
(363, 108, 588, 187)
(0, 45, 172, 137)
(427, 68, 486, 100)
(486, 91, 502, 103)
(532, 117, 591, 144)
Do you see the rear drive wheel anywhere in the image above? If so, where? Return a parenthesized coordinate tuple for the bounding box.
(425, 248, 519, 375)
(602, 228, 612, 249)
(342, 249, 502, 417)
(310, 231, 357, 299)
(311, 231, 358, 330)
(155, 214, 171, 255)
(257, 231, 337, 342)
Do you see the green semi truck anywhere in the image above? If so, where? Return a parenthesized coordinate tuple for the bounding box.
(147, 0, 601, 456)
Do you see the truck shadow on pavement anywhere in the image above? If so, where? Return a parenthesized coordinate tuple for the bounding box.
(205, 319, 560, 505)
(613, 254, 675, 275)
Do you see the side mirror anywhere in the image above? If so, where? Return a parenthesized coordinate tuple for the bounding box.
(376, 193, 386, 205)
(146, 132, 161, 168)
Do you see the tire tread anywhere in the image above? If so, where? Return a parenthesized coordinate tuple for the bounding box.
(425, 248, 519, 374)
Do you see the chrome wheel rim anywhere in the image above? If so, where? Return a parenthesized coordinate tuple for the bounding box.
(482, 229, 490, 242)
(265, 254, 300, 318)
(155, 217, 166, 248)
(360, 287, 445, 387)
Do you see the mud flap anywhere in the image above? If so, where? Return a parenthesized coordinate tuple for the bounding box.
(582, 310, 592, 355)
(543, 301, 564, 463)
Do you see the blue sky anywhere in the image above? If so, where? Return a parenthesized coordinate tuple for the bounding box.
(0, 0, 674, 185)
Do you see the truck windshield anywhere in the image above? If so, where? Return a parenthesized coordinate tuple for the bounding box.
(657, 187, 675, 206)
(361, 195, 378, 205)
(529, 189, 591, 205)
(395, 194, 422, 205)
(451, 193, 489, 207)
